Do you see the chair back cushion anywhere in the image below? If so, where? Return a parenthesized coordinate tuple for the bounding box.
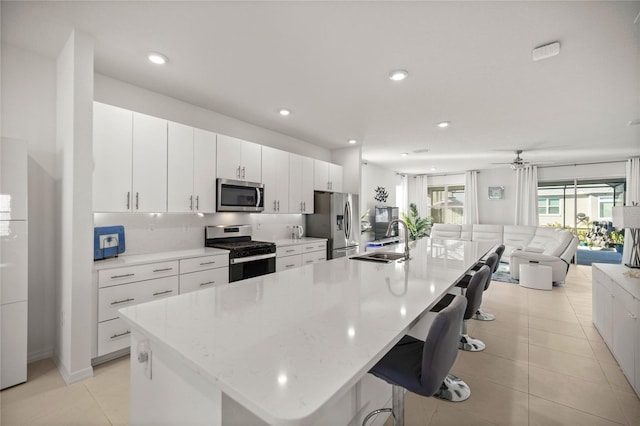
(503, 225, 536, 259)
(421, 295, 467, 395)
(430, 224, 462, 239)
(483, 253, 500, 289)
(472, 224, 504, 242)
(465, 266, 489, 318)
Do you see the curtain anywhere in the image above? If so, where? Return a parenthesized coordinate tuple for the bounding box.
(514, 166, 539, 226)
(397, 174, 408, 218)
(463, 170, 479, 224)
(623, 157, 640, 265)
(414, 175, 429, 219)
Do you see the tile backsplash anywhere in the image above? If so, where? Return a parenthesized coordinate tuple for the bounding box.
(94, 212, 305, 256)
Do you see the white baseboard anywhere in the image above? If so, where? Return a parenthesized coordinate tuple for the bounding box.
(52, 355, 94, 384)
(27, 348, 54, 364)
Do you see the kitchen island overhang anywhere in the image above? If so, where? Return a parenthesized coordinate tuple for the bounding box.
(119, 238, 495, 425)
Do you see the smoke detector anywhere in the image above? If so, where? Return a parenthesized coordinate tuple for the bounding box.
(532, 42, 560, 61)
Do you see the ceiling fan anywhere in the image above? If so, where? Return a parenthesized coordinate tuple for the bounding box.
(492, 150, 531, 170)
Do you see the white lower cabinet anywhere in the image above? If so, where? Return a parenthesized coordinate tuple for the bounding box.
(592, 264, 640, 396)
(97, 261, 179, 357)
(275, 240, 327, 272)
(1, 302, 27, 389)
(180, 268, 229, 294)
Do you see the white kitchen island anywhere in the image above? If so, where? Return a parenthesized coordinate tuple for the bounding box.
(119, 238, 494, 426)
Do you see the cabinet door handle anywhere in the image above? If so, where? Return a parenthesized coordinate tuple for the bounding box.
(300, 202, 303, 212)
(273, 200, 277, 211)
(200, 281, 216, 287)
(196, 195, 199, 210)
(236, 166, 241, 179)
(152, 290, 173, 297)
(242, 166, 246, 179)
(111, 273, 135, 279)
(111, 297, 135, 305)
(110, 330, 131, 340)
(126, 191, 130, 210)
(190, 195, 193, 211)
(303, 202, 306, 211)
(286, 264, 295, 268)
(306, 260, 314, 264)
(199, 261, 217, 266)
(277, 200, 280, 211)
(286, 249, 296, 253)
(153, 268, 173, 273)
(136, 192, 139, 210)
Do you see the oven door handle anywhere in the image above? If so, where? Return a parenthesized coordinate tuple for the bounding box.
(230, 252, 276, 264)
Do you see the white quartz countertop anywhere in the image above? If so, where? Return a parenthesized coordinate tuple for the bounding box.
(93, 248, 229, 271)
(119, 238, 493, 425)
(267, 237, 327, 246)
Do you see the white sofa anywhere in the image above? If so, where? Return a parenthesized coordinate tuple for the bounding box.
(430, 223, 579, 283)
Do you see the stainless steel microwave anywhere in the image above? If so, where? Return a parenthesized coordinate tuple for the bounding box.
(216, 178, 264, 212)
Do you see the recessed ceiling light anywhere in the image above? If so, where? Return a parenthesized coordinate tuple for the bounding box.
(401, 152, 409, 157)
(437, 121, 450, 128)
(389, 70, 408, 81)
(147, 52, 168, 65)
(279, 109, 291, 116)
(430, 167, 437, 171)
(348, 139, 357, 144)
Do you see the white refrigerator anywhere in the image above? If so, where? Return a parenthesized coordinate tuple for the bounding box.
(1, 138, 28, 389)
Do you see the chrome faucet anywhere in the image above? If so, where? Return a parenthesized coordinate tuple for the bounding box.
(386, 219, 410, 261)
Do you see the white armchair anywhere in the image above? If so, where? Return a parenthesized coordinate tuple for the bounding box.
(510, 228, 579, 282)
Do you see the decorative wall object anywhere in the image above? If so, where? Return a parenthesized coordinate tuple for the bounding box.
(374, 186, 389, 203)
(488, 186, 505, 200)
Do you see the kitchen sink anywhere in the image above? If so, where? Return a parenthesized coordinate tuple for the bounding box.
(350, 252, 406, 263)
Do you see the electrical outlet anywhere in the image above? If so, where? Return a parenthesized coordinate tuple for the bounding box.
(99, 234, 119, 249)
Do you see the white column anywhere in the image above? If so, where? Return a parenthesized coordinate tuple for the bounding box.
(55, 29, 94, 383)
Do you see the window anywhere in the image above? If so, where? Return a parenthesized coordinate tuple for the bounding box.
(428, 185, 465, 224)
(599, 196, 613, 220)
(538, 197, 560, 215)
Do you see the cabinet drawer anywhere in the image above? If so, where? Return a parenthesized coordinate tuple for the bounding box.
(180, 254, 229, 274)
(302, 250, 327, 265)
(98, 276, 179, 322)
(613, 284, 639, 317)
(97, 317, 132, 357)
(277, 245, 302, 257)
(98, 261, 178, 288)
(180, 268, 229, 294)
(276, 255, 302, 272)
(303, 241, 326, 253)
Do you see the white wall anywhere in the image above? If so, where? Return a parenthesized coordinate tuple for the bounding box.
(1, 44, 57, 362)
(538, 162, 626, 182)
(331, 146, 361, 195)
(477, 168, 516, 225)
(94, 74, 330, 161)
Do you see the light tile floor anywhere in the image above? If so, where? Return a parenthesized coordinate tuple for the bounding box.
(1, 265, 639, 426)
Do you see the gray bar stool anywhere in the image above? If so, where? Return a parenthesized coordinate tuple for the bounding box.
(362, 295, 468, 426)
(457, 250, 501, 321)
(435, 266, 490, 351)
(472, 245, 504, 321)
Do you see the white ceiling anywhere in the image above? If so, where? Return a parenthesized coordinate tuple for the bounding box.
(3, 1, 640, 174)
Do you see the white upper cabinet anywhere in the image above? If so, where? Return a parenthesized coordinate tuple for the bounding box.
(167, 124, 217, 213)
(289, 154, 314, 214)
(93, 103, 168, 212)
(132, 112, 168, 212)
(313, 159, 343, 192)
(216, 134, 262, 183)
(0, 139, 27, 221)
(93, 102, 133, 212)
(193, 129, 217, 213)
(262, 146, 289, 213)
(167, 122, 194, 213)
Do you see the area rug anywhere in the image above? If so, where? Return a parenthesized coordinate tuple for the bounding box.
(491, 263, 519, 284)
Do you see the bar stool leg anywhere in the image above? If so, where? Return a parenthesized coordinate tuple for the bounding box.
(362, 385, 404, 426)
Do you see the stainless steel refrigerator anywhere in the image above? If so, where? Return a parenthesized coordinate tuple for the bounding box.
(306, 191, 359, 259)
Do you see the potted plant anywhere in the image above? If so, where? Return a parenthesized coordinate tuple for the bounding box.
(401, 203, 431, 241)
(610, 230, 624, 253)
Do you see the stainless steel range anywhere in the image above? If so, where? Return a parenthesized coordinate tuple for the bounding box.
(204, 225, 276, 282)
